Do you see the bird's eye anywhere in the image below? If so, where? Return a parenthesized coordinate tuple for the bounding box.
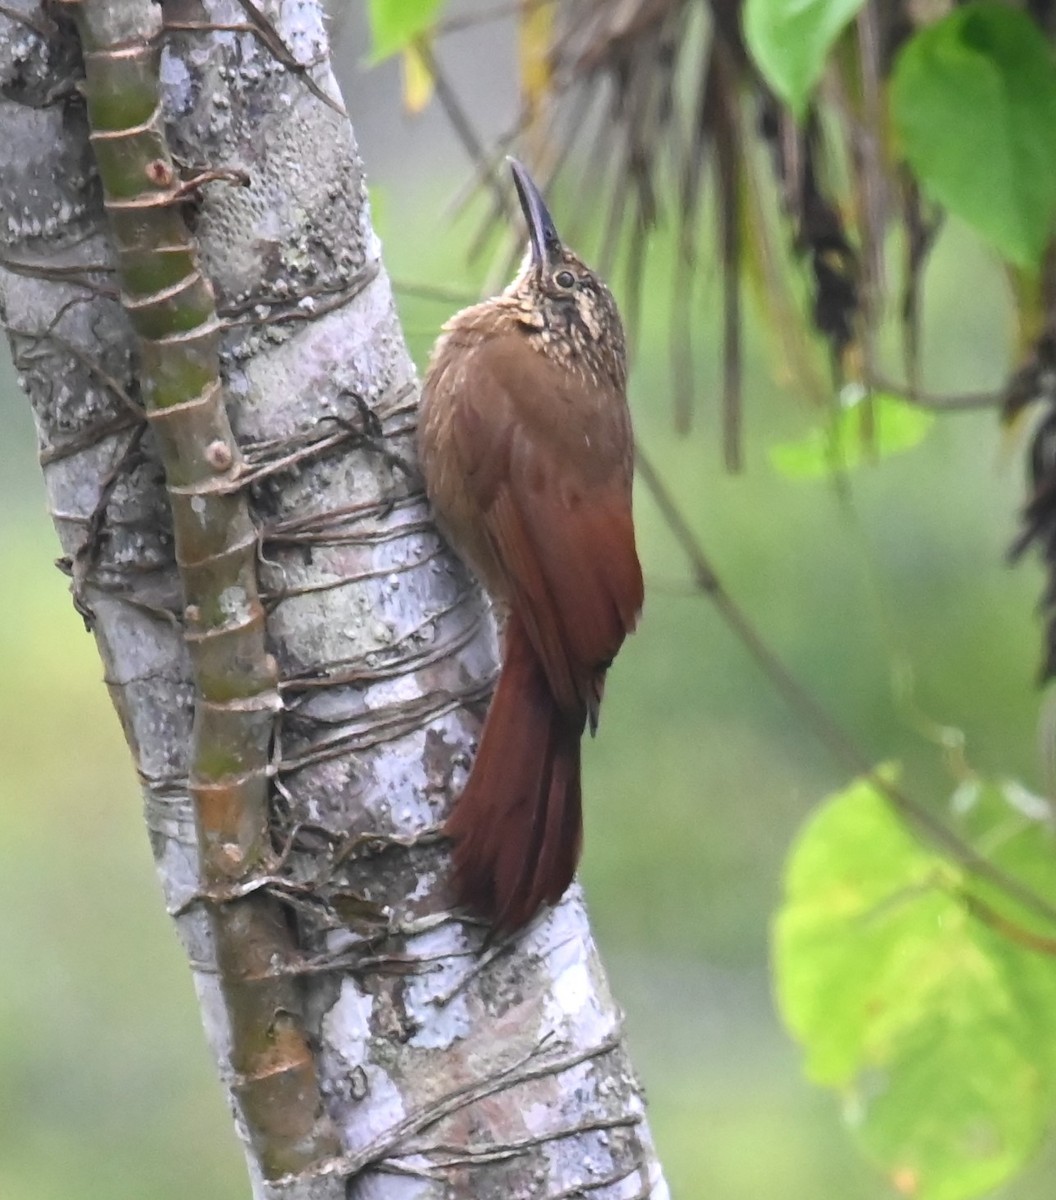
(554, 270, 576, 289)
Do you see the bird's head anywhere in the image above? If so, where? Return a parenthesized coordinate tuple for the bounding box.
(504, 158, 626, 390)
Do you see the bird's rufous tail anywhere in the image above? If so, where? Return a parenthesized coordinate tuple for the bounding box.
(444, 611, 583, 931)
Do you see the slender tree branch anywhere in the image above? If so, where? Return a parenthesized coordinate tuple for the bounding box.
(960, 890, 1056, 956)
(435, 0, 555, 37)
(635, 445, 1056, 929)
(866, 372, 1002, 412)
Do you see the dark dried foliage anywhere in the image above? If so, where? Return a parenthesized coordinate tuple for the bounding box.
(1006, 256, 1056, 682)
(429, 0, 1056, 682)
(440, 1, 921, 463)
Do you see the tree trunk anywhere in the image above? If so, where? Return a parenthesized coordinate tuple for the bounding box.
(0, 1, 669, 1196)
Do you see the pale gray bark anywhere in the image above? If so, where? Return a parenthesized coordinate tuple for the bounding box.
(0, 1, 669, 1196)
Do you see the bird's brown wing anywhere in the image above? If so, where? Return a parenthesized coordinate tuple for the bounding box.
(450, 332, 643, 721)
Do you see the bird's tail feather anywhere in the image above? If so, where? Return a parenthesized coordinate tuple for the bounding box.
(444, 612, 582, 931)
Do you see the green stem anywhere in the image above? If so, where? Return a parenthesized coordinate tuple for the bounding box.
(61, 0, 340, 1178)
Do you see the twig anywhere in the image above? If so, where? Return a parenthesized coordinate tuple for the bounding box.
(392, 278, 479, 306)
(413, 38, 511, 221)
(71, 423, 148, 626)
(960, 890, 1056, 956)
(396, 1113, 641, 1169)
(547, 1159, 650, 1199)
(435, 0, 554, 37)
(635, 446, 1056, 929)
(166, 2, 346, 116)
(866, 373, 1000, 412)
(0, 2, 54, 36)
(301, 1031, 624, 1180)
(0, 254, 115, 286)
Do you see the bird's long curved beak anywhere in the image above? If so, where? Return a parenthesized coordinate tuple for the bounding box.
(508, 157, 562, 269)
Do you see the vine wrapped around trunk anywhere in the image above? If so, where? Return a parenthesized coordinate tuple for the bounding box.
(0, 1, 670, 1196)
(57, 0, 340, 1180)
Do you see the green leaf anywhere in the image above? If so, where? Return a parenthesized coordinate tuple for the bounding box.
(368, 0, 445, 63)
(768, 388, 934, 480)
(774, 771, 1056, 1199)
(744, 0, 866, 117)
(890, 2, 1056, 270)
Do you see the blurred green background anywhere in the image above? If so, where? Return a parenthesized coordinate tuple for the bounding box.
(5, 14, 1056, 1200)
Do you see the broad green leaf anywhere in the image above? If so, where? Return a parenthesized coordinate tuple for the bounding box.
(744, 0, 866, 117)
(774, 772, 1056, 1199)
(368, 0, 445, 63)
(890, 3, 1056, 269)
(768, 388, 934, 480)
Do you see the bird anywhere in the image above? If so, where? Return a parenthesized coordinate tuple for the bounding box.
(417, 158, 643, 931)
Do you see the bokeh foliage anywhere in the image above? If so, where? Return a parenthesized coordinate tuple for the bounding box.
(368, 1, 1056, 1197)
(7, 2, 1056, 1198)
(6, 192, 1055, 1200)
